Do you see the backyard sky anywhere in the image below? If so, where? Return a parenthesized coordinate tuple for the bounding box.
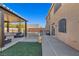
(4, 3, 51, 28)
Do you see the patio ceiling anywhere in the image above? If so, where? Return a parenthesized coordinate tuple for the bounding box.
(4, 13, 24, 23)
(0, 4, 27, 23)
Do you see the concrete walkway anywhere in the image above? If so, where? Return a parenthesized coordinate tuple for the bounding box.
(42, 35, 79, 56)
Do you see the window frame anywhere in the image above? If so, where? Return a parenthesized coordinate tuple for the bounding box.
(58, 18, 66, 33)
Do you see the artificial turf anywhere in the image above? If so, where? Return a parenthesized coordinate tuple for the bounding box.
(0, 42, 42, 56)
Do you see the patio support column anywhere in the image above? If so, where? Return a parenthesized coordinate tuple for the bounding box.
(0, 11, 4, 48)
(19, 22, 21, 32)
(18, 22, 21, 32)
(6, 14, 10, 32)
(7, 21, 9, 32)
(25, 21, 27, 37)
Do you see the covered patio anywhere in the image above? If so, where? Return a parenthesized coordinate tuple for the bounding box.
(0, 4, 27, 49)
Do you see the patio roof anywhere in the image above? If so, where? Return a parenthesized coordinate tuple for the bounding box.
(0, 4, 28, 22)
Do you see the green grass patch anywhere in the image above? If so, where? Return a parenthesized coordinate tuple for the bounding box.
(0, 42, 42, 56)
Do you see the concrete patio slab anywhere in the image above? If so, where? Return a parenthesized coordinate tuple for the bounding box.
(42, 35, 79, 56)
(0, 33, 39, 52)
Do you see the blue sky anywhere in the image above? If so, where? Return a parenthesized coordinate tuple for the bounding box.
(4, 3, 51, 28)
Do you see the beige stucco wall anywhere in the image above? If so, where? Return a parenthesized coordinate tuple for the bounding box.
(47, 3, 79, 51)
(46, 16, 50, 31)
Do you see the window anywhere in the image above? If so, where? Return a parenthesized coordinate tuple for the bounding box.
(58, 18, 66, 33)
(54, 3, 61, 14)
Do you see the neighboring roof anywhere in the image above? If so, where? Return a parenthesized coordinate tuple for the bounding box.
(0, 3, 28, 22)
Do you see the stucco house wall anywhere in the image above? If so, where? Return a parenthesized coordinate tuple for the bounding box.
(46, 3, 79, 50)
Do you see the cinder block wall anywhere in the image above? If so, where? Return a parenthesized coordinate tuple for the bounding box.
(28, 28, 42, 32)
